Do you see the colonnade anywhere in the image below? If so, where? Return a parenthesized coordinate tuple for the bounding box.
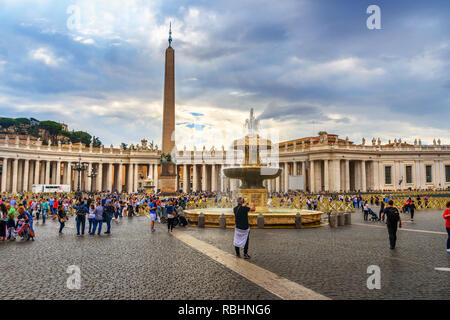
(0, 157, 160, 193)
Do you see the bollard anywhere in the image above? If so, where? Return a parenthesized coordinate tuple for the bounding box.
(295, 213, 302, 229)
(329, 213, 337, 228)
(198, 213, 205, 228)
(344, 212, 351, 225)
(337, 212, 345, 226)
(219, 213, 226, 229)
(257, 213, 264, 229)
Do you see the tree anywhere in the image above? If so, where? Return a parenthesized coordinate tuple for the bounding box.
(121, 143, 128, 150)
(39, 120, 62, 144)
(0, 117, 16, 129)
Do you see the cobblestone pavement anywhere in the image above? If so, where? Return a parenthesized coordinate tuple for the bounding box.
(0, 216, 277, 300)
(181, 209, 450, 300)
(1, 209, 448, 300)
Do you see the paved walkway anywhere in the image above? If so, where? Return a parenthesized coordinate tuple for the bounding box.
(0, 209, 448, 300)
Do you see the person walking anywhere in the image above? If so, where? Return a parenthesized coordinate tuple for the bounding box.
(57, 205, 68, 234)
(409, 200, 416, 222)
(382, 200, 402, 249)
(233, 197, 251, 259)
(0, 204, 7, 241)
(103, 200, 115, 234)
(74, 201, 88, 236)
(149, 200, 157, 232)
(379, 200, 385, 222)
(363, 202, 369, 221)
(91, 202, 104, 235)
(166, 201, 175, 232)
(88, 204, 95, 234)
(41, 199, 49, 224)
(443, 201, 450, 253)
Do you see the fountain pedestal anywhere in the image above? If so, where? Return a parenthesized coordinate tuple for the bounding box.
(238, 188, 268, 212)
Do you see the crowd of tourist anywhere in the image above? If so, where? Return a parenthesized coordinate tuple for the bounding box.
(0, 190, 448, 253)
(0, 192, 197, 241)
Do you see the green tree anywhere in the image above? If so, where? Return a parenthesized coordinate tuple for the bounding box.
(39, 120, 62, 144)
(0, 117, 16, 129)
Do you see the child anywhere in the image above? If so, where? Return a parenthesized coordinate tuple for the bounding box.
(6, 206, 16, 241)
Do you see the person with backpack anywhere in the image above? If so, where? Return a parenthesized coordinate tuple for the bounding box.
(103, 200, 115, 234)
(382, 200, 402, 249)
(73, 201, 88, 236)
(57, 205, 68, 234)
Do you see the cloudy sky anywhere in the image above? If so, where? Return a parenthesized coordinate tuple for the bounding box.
(0, 0, 449, 148)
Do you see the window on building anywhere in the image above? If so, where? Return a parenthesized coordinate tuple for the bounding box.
(385, 166, 392, 185)
(426, 165, 432, 183)
(446, 165, 450, 183)
(406, 165, 412, 184)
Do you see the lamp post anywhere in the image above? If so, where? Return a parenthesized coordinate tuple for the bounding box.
(71, 157, 88, 197)
(87, 166, 97, 194)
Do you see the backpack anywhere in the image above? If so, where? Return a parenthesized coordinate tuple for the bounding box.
(76, 207, 86, 217)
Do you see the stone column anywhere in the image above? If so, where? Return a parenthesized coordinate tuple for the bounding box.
(333, 159, 341, 192)
(12, 158, 18, 193)
(23, 159, 30, 192)
(361, 160, 367, 192)
(97, 163, 103, 192)
(134, 164, 138, 192)
(324, 160, 329, 192)
(201, 164, 207, 191)
(211, 164, 217, 192)
(34, 160, 40, 185)
(183, 164, 189, 193)
(193, 165, 198, 192)
(56, 161, 61, 185)
(107, 163, 113, 191)
(293, 161, 298, 176)
(1, 158, 8, 192)
(309, 160, 315, 193)
(372, 160, 379, 191)
(275, 174, 280, 192)
(86, 162, 92, 192)
(116, 163, 122, 192)
(153, 164, 159, 192)
(17, 160, 23, 192)
(127, 163, 133, 193)
(44, 160, 50, 185)
(284, 162, 289, 192)
(344, 160, 350, 192)
(301, 161, 306, 191)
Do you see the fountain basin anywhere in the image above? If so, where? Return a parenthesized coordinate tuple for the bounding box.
(184, 208, 324, 229)
(223, 166, 282, 189)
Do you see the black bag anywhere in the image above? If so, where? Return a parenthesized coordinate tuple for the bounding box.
(172, 216, 179, 227)
(76, 207, 86, 218)
(179, 215, 188, 227)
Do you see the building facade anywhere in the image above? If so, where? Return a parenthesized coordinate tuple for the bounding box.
(1, 131, 449, 194)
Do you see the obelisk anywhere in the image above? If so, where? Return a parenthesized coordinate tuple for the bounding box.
(159, 23, 178, 194)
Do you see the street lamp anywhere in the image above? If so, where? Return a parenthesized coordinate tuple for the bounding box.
(71, 157, 88, 195)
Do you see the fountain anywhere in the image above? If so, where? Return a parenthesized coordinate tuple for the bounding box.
(184, 109, 324, 228)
